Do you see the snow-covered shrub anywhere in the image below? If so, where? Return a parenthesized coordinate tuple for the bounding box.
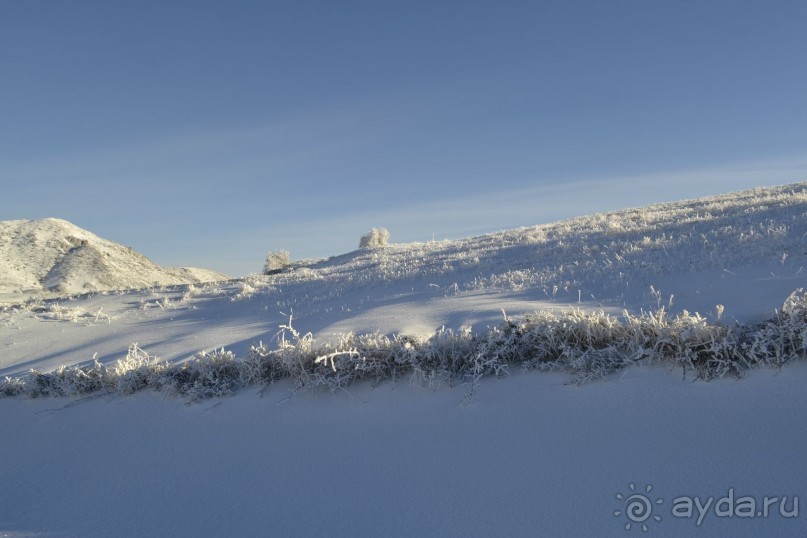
(108, 344, 169, 395)
(416, 326, 479, 382)
(242, 341, 286, 387)
(745, 288, 807, 367)
(23, 301, 111, 324)
(627, 308, 744, 380)
(0, 376, 23, 397)
(49, 362, 106, 395)
(263, 250, 291, 274)
(181, 284, 201, 302)
(513, 309, 631, 382)
(14, 367, 81, 398)
(233, 279, 258, 301)
(159, 349, 242, 400)
(359, 228, 390, 249)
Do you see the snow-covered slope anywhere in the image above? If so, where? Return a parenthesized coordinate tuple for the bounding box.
(2, 184, 807, 537)
(1, 182, 805, 377)
(0, 218, 229, 297)
(270, 180, 807, 326)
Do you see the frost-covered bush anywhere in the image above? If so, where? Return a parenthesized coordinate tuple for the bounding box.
(359, 228, 390, 249)
(263, 250, 291, 274)
(108, 344, 169, 395)
(159, 349, 242, 400)
(232, 276, 264, 301)
(744, 288, 807, 367)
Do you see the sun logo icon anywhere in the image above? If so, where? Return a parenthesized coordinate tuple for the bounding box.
(614, 483, 663, 532)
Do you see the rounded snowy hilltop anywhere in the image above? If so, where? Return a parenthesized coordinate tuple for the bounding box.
(0, 218, 228, 298)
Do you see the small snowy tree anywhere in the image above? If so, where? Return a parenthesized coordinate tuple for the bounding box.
(263, 250, 290, 274)
(359, 228, 390, 249)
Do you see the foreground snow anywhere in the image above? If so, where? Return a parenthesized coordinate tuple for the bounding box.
(1, 364, 806, 537)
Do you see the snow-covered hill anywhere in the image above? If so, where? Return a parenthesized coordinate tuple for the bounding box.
(1, 182, 805, 377)
(1, 184, 807, 537)
(269, 180, 807, 326)
(0, 218, 229, 297)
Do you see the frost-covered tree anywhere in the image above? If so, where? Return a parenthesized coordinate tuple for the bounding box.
(359, 228, 390, 249)
(263, 250, 290, 274)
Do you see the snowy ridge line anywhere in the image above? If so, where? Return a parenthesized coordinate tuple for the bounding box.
(2, 289, 806, 402)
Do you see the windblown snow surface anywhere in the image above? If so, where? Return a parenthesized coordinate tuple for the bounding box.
(2, 183, 807, 537)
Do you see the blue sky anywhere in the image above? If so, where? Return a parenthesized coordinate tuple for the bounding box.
(2, 1, 806, 275)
